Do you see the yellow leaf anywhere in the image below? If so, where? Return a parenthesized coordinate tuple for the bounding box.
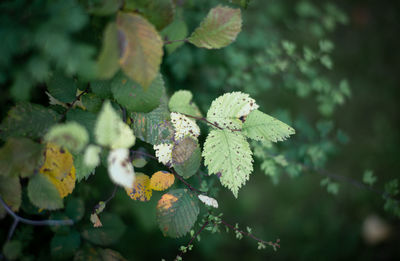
(150, 171, 175, 191)
(157, 193, 178, 211)
(39, 143, 76, 198)
(125, 173, 152, 201)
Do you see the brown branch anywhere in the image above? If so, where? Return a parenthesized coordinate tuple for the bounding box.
(164, 38, 188, 45)
(220, 219, 280, 251)
(60, 85, 89, 121)
(175, 221, 209, 261)
(183, 113, 241, 132)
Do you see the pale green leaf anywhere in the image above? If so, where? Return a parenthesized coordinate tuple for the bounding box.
(188, 5, 242, 49)
(117, 12, 163, 88)
(84, 145, 102, 168)
(27, 174, 63, 210)
(168, 90, 202, 117)
(206, 92, 258, 130)
(94, 101, 135, 149)
(242, 110, 295, 142)
(45, 122, 89, 153)
(203, 130, 253, 197)
(156, 189, 199, 238)
(111, 72, 163, 113)
(96, 22, 120, 79)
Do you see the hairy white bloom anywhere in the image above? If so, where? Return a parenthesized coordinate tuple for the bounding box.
(198, 194, 219, 208)
(154, 143, 173, 166)
(107, 148, 135, 188)
(171, 112, 200, 140)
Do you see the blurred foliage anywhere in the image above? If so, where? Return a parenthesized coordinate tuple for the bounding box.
(1, 0, 400, 260)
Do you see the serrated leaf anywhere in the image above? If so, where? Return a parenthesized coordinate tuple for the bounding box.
(188, 5, 242, 49)
(0, 103, 60, 140)
(203, 130, 253, 197)
(107, 148, 135, 188)
(150, 171, 175, 191)
(45, 122, 89, 153)
(168, 90, 202, 117)
(0, 138, 43, 178)
(39, 143, 76, 198)
(156, 189, 199, 238)
(206, 92, 258, 130)
(81, 93, 103, 113)
(51, 230, 81, 259)
(90, 80, 113, 99)
(242, 110, 295, 142)
(111, 72, 163, 113)
(95, 101, 135, 149)
(47, 72, 77, 103)
(97, 22, 120, 79)
(127, 0, 175, 30)
(117, 12, 163, 88)
(125, 173, 152, 201)
(74, 152, 96, 182)
(162, 19, 188, 54)
(132, 104, 174, 146)
(0, 176, 21, 211)
(82, 213, 126, 246)
(28, 174, 63, 210)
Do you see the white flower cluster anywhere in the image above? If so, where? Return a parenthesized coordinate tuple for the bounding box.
(153, 143, 173, 166)
(171, 112, 200, 140)
(198, 194, 219, 208)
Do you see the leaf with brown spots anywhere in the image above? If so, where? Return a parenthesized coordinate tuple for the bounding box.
(125, 173, 152, 201)
(156, 189, 199, 238)
(150, 171, 175, 191)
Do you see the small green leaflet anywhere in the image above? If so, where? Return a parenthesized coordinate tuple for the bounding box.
(188, 5, 242, 49)
(45, 122, 89, 153)
(242, 110, 295, 142)
(94, 101, 135, 149)
(207, 92, 258, 130)
(203, 129, 253, 198)
(168, 90, 202, 117)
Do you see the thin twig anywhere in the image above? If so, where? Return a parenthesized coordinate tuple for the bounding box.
(131, 150, 157, 161)
(183, 114, 223, 130)
(0, 196, 74, 242)
(175, 221, 209, 261)
(104, 185, 118, 205)
(220, 219, 280, 250)
(60, 85, 89, 121)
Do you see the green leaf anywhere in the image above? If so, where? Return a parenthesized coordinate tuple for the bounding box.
(126, 0, 175, 30)
(51, 230, 81, 259)
(66, 197, 85, 221)
(111, 71, 163, 113)
(162, 20, 188, 54)
(45, 122, 89, 153)
(0, 103, 61, 140)
(0, 176, 21, 211)
(3, 240, 22, 260)
(47, 72, 78, 103)
(242, 110, 295, 142)
(131, 103, 174, 145)
(172, 137, 201, 179)
(81, 93, 103, 113)
(117, 12, 163, 88)
(96, 22, 120, 79)
(90, 80, 113, 99)
(188, 5, 242, 49)
(203, 130, 253, 197)
(0, 138, 43, 178)
(363, 170, 377, 186)
(66, 108, 97, 142)
(168, 90, 202, 117)
(73, 152, 96, 182)
(94, 101, 135, 149)
(88, 0, 123, 16)
(206, 92, 258, 130)
(74, 247, 127, 261)
(27, 174, 63, 210)
(226, 0, 250, 9)
(156, 189, 199, 238)
(82, 213, 126, 246)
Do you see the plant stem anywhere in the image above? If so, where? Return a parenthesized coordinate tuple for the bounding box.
(60, 85, 89, 121)
(164, 38, 188, 45)
(0, 196, 74, 242)
(175, 221, 209, 261)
